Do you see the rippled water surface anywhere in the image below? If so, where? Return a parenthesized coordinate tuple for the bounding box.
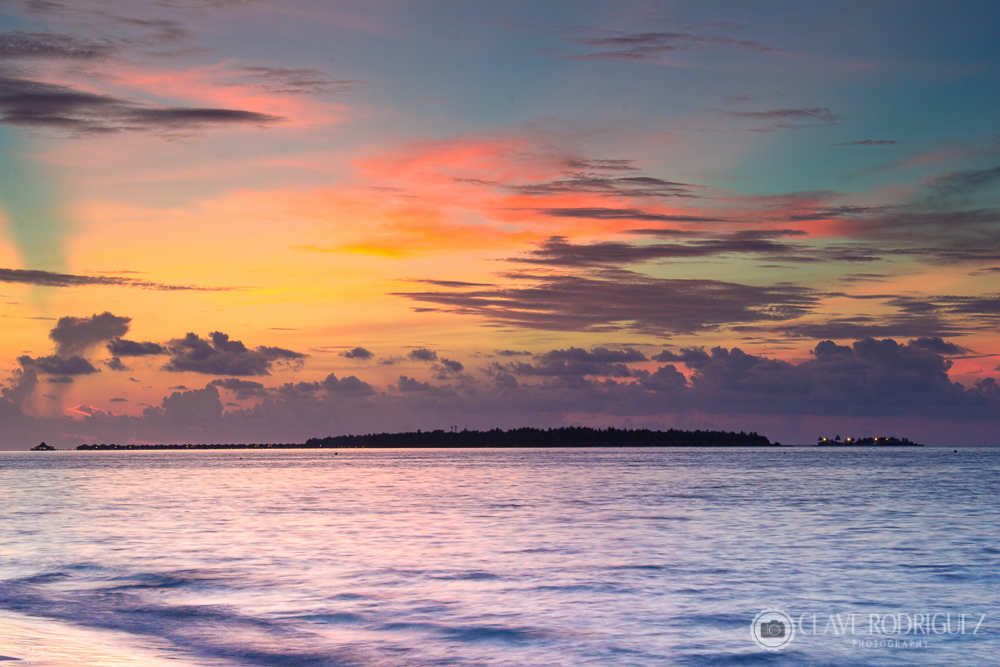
(1, 447, 998, 666)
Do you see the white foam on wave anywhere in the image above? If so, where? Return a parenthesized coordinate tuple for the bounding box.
(0, 611, 215, 667)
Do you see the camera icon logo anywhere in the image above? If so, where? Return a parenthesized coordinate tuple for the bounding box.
(751, 609, 794, 650)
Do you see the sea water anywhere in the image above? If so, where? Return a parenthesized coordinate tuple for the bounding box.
(1, 447, 997, 666)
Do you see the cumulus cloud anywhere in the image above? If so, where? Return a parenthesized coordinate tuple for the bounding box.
(321, 373, 375, 395)
(437, 358, 464, 373)
(908, 337, 971, 355)
(408, 348, 438, 362)
(500, 347, 646, 377)
(432, 358, 465, 379)
(155, 385, 224, 424)
(397, 375, 432, 392)
(163, 332, 305, 376)
(18, 354, 100, 376)
(647, 337, 982, 416)
(105, 357, 127, 371)
(1, 369, 38, 405)
(208, 377, 268, 399)
(3, 337, 997, 449)
(339, 346, 374, 360)
(49, 312, 130, 355)
(107, 338, 167, 356)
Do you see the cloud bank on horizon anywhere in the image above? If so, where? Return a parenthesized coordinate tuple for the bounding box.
(1, 0, 999, 447)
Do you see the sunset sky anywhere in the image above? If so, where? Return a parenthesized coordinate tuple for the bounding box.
(2, 0, 999, 448)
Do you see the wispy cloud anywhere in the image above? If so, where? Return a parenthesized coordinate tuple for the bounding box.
(717, 107, 840, 131)
(231, 66, 366, 95)
(833, 139, 897, 146)
(394, 269, 817, 335)
(0, 30, 117, 59)
(0, 267, 234, 290)
(0, 74, 281, 135)
(560, 28, 781, 63)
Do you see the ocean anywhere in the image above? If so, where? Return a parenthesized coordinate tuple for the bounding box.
(1, 447, 997, 666)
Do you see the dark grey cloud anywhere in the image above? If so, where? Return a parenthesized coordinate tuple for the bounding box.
(436, 358, 464, 373)
(563, 158, 636, 172)
(887, 294, 1000, 319)
(105, 357, 127, 371)
(163, 332, 305, 376)
(925, 166, 1000, 199)
(0, 266, 232, 290)
(321, 373, 375, 395)
(0, 74, 281, 135)
(49, 312, 130, 356)
(208, 377, 268, 399)
(717, 107, 841, 131)
(1, 369, 38, 405)
(838, 273, 889, 283)
(635, 337, 991, 419)
(107, 338, 167, 357)
(781, 207, 1000, 264)
(18, 354, 99, 376)
(415, 280, 492, 288)
(397, 375, 432, 392)
(0, 31, 117, 59)
(339, 346, 373, 360)
(395, 269, 817, 335)
(720, 107, 840, 123)
(409, 348, 438, 362)
(783, 204, 900, 222)
(4, 336, 998, 450)
(908, 337, 971, 355)
(496, 349, 532, 357)
(532, 207, 723, 223)
(750, 315, 964, 341)
(274, 381, 322, 399)
(109, 397, 128, 403)
(632, 364, 688, 392)
(833, 139, 897, 146)
(157, 385, 223, 424)
(509, 174, 695, 199)
(232, 66, 366, 95)
(507, 234, 878, 268)
(561, 28, 780, 62)
(500, 346, 645, 377)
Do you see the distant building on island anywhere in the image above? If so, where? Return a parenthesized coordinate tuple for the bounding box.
(30, 442, 56, 451)
(816, 435, 923, 446)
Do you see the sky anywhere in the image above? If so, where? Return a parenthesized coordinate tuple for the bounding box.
(1, 0, 999, 448)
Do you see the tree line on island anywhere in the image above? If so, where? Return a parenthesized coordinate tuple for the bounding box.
(66, 427, 778, 450)
(816, 435, 923, 446)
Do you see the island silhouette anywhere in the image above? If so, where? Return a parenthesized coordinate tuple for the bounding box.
(69, 427, 778, 450)
(816, 435, 923, 446)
